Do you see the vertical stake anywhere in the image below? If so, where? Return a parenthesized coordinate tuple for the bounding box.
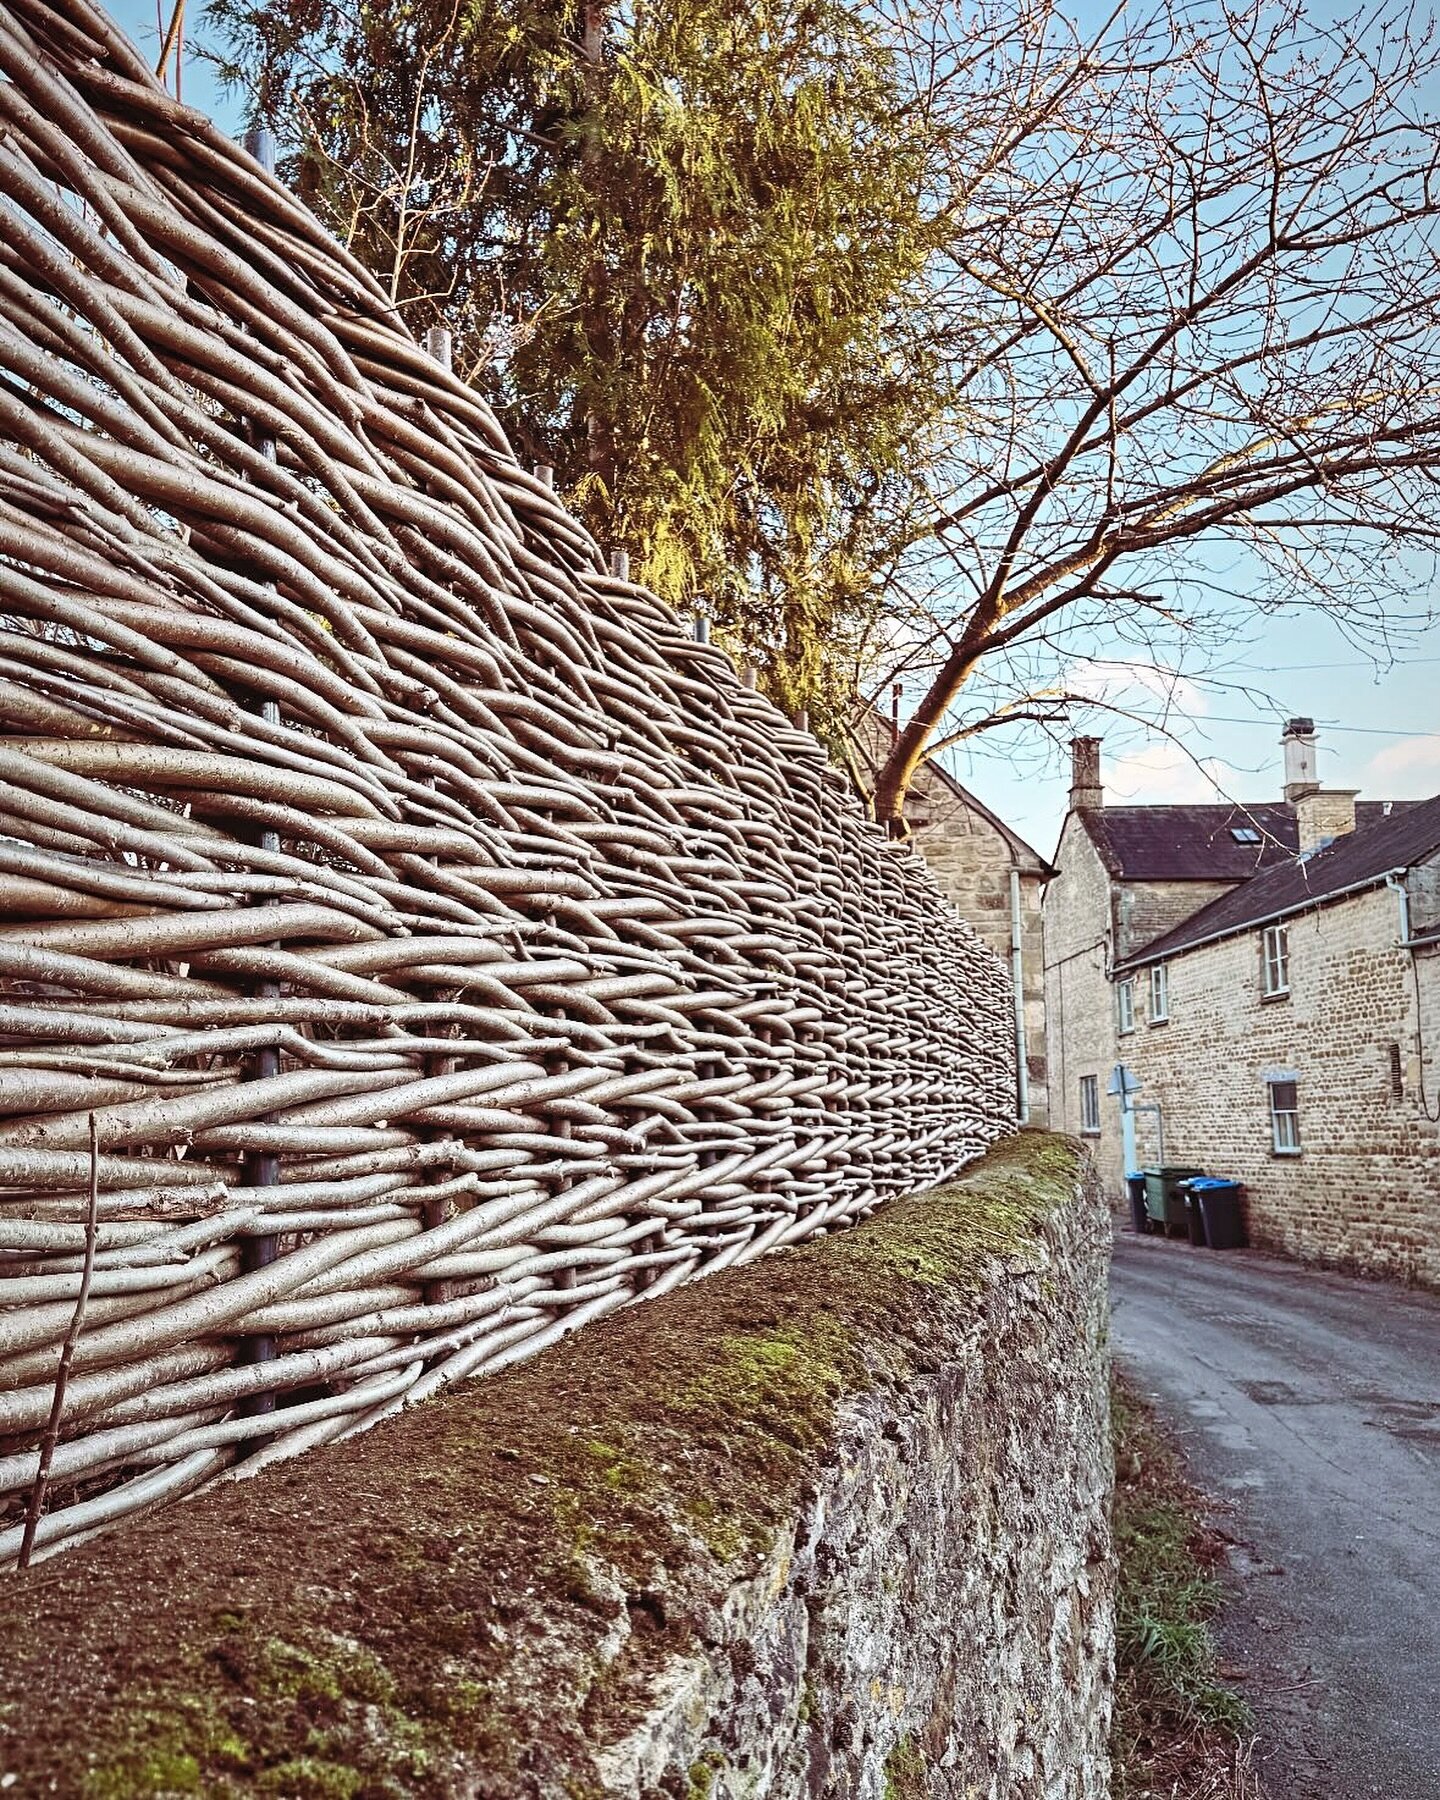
(235, 118, 281, 1427)
(17, 1114, 99, 1570)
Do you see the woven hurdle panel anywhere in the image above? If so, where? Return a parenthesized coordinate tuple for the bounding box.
(0, 0, 1016, 1564)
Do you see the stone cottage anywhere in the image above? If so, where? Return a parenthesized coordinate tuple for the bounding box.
(850, 710, 1051, 1125)
(1043, 723, 1440, 1284)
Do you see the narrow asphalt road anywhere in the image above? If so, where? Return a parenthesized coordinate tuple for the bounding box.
(1110, 1233, 1440, 1800)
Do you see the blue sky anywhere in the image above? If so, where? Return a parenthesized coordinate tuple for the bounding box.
(116, 3, 1440, 862)
(112, 1, 234, 119)
(942, 606, 1440, 861)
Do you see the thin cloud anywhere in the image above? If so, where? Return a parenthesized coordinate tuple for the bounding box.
(1063, 659, 1211, 720)
(1362, 734, 1440, 799)
(1106, 739, 1237, 805)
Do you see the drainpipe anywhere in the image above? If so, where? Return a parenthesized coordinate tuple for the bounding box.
(1010, 862, 1030, 1124)
(1387, 873, 1414, 944)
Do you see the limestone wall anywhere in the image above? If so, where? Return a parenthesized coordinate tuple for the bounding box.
(0, 1135, 1114, 1800)
(908, 780, 1049, 1127)
(1115, 878, 1236, 960)
(845, 707, 1049, 1126)
(1043, 820, 1125, 1192)
(1118, 886, 1440, 1286)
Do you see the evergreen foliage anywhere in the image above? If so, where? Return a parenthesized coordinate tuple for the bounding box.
(209, 0, 950, 742)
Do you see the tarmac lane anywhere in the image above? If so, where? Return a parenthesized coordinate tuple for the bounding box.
(1110, 1231, 1440, 1800)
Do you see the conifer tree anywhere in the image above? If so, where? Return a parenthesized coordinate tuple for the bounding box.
(210, 0, 948, 739)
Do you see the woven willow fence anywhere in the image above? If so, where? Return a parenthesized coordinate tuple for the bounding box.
(0, 0, 1016, 1565)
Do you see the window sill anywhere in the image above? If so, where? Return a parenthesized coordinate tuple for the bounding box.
(1260, 988, 1291, 1003)
(1080, 1128, 1101, 1139)
(1270, 1147, 1302, 1158)
(1148, 1016, 1169, 1027)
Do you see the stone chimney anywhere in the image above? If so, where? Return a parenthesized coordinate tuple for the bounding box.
(1281, 718, 1358, 850)
(1069, 737, 1103, 811)
(1281, 717, 1318, 801)
(1296, 788, 1359, 854)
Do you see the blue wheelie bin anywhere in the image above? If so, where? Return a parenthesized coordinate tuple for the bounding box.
(1180, 1179, 1208, 1246)
(1190, 1178, 1246, 1249)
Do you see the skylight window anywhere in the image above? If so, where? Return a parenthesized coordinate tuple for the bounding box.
(1231, 826, 1262, 844)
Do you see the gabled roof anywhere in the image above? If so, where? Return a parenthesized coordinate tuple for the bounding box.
(920, 762, 1053, 876)
(848, 709, 1052, 876)
(1117, 791, 1440, 968)
(1077, 800, 1402, 882)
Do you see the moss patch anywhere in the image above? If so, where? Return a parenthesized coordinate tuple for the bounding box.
(882, 1733, 929, 1798)
(0, 1133, 1078, 1799)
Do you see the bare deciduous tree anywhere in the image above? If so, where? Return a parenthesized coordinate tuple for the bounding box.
(868, 0, 1440, 826)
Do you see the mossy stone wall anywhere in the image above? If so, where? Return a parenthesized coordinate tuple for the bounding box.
(0, 1133, 1113, 1798)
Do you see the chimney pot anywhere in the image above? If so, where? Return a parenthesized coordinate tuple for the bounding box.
(1069, 736, 1103, 811)
(1282, 718, 1319, 801)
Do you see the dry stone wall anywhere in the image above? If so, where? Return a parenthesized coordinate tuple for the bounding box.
(0, 1134, 1115, 1800)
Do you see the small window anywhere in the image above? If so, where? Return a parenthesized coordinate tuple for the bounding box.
(1150, 963, 1169, 1023)
(1262, 924, 1290, 997)
(1116, 978, 1136, 1034)
(1079, 1074, 1100, 1135)
(1231, 825, 1262, 844)
(1268, 1078, 1301, 1154)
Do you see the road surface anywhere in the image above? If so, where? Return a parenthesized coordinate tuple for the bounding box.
(1110, 1233, 1440, 1800)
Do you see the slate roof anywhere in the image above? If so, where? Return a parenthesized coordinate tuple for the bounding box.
(1116, 791, 1440, 968)
(1077, 800, 1402, 882)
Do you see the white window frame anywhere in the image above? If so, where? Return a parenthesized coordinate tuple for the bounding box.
(1268, 1077, 1301, 1155)
(1149, 963, 1169, 1023)
(1262, 923, 1290, 998)
(1079, 1074, 1100, 1136)
(1116, 978, 1136, 1034)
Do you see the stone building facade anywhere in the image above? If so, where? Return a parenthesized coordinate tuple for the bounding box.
(1044, 726, 1440, 1285)
(852, 712, 1051, 1125)
(1043, 733, 1322, 1196)
(1114, 881, 1440, 1285)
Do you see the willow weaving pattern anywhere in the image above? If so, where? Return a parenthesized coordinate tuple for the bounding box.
(0, 0, 1016, 1564)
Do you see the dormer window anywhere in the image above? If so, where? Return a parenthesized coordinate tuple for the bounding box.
(1231, 826, 1261, 844)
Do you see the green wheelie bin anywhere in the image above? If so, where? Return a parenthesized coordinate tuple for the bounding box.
(1143, 1166, 1205, 1237)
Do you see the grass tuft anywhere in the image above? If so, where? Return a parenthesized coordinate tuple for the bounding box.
(1111, 1374, 1261, 1798)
